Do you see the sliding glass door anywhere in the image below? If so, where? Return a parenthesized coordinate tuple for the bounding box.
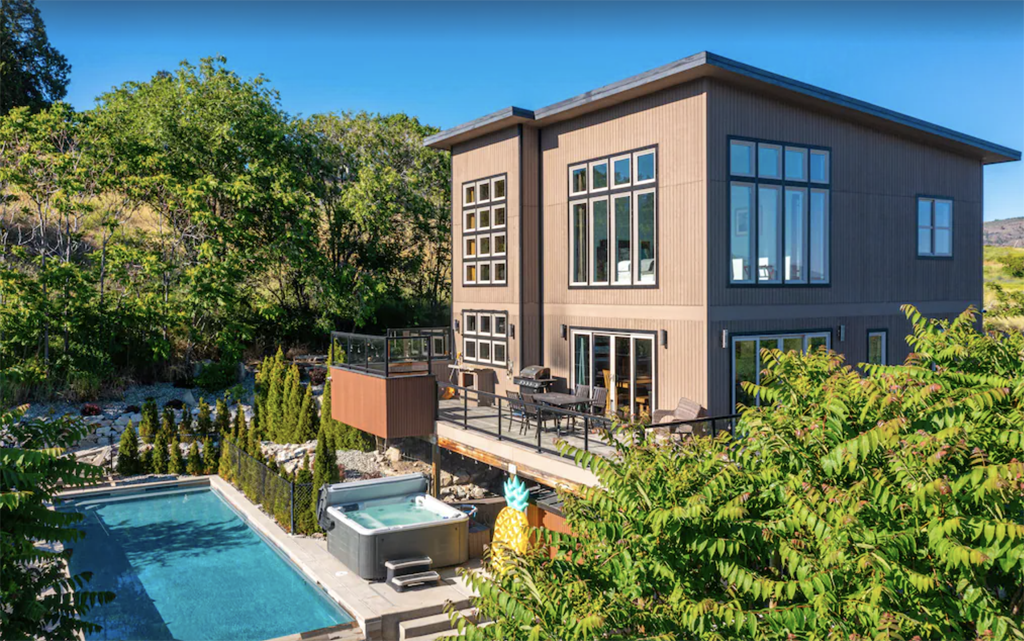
(571, 330, 655, 419)
(732, 332, 830, 409)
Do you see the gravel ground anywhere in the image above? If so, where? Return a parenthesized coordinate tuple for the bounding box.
(335, 449, 382, 476)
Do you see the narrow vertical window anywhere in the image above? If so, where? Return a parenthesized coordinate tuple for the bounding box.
(571, 201, 588, 284)
(757, 185, 781, 283)
(867, 331, 887, 366)
(478, 235, 491, 257)
(784, 187, 807, 283)
(612, 154, 631, 187)
(570, 165, 588, 196)
(464, 209, 476, 232)
(810, 150, 830, 183)
(613, 194, 632, 285)
(636, 190, 656, 284)
(918, 197, 952, 257)
(591, 197, 609, 284)
(809, 190, 829, 283)
(730, 183, 755, 283)
(573, 333, 591, 388)
(478, 207, 491, 230)
(463, 184, 476, 206)
(477, 180, 490, 203)
(464, 237, 477, 258)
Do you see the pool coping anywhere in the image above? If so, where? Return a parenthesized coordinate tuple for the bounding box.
(59, 476, 478, 641)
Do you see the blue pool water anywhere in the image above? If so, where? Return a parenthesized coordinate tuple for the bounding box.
(64, 488, 352, 641)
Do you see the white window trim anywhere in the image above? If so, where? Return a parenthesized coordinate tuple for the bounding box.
(478, 234, 491, 258)
(492, 314, 507, 337)
(463, 262, 477, 285)
(757, 143, 782, 179)
(463, 184, 476, 207)
(477, 340, 492, 364)
(611, 153, 631, 187)
(476, 206, 490, 232)
(464, 208, 476, 233)
(463, 338, 477, 360)
(633, 188, 657, 285)
(589, 159, 609, 193)
(633, 148, 656, 186)
(611, 193, 632, 286)
(491, 342, 507, 366)
(491, 177, 506, 202)
(588, 195, 610, 286)
(478, 262, 491, 284)
(569, 164, 588, 197)
(491, 232, 506, 257)
(492, 260, 507, 285)
(730, 140, 756, 178)
(569, 328, 656, 418)
(476, 179, 491, 204)
(784, 146, 808, 182)
(463, 236, 477, 259)
(464, 312, 478, 335)
(731, 332, 831, 408)
(491, 204, 506, 230)
(868, 330, 887, 366)
(809, 149, 830, 184)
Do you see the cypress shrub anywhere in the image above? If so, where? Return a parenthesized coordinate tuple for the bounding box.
(282, 365, 301, 442)
(296, 453, 318, 534)
(168, 436, 184, 474)
(218, 439, 232, 480)
(265, 351, 286, 441)
(202, 437, 218, 474)
(197, 397, 212, 434)
(234, 404, 248, 445)
(186, 441, 203, 475)
(139, 398, 158, 444)
(151, 432, 169, 474)
(116, 420, 141, 476)
(160, 408, 175, 440)
(311, 425, 338, 494)
(178, 405, 193, 440)
(214, 398, 230, 434)
(139, 445, 153, 474)
(296, 384, 317, 443)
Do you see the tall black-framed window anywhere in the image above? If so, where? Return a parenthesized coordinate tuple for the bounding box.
(916, 196, 952, 258)
(729, 138, 830, 286)
(568, 147, 658, 288)
(462, 174, 508, 287)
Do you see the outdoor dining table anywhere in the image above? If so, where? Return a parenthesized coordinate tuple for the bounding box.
(531, 392, 591, 409)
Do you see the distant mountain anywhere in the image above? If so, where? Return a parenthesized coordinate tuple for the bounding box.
(984, 217, 1024, 248)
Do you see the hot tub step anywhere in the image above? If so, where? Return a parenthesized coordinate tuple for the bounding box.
(398, 608, 478, 640)
(390, 570, 441, 592)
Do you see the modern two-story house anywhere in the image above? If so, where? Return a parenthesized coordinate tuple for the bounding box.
(330, 52, 1019, 494)
(424, 50, 1019, 418)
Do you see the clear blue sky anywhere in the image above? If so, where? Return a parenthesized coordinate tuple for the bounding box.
(39, 1, 1023, 221)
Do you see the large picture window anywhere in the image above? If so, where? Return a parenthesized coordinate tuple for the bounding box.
(729, 138, 830, 285)
(732, 331, 830, 408)
(917, 197, 952, 258)
(462, 311, 508, 366)
(462, 173, 508, 286)
(569, 147, 657, 287)
(571, 329, 655, 419)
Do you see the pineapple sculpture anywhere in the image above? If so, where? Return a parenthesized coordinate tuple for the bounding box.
(491, 474, 530, 574)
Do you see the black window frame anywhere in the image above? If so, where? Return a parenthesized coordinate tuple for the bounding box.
(461, 173, 509, 288)
(915, 194, 954, 260)
(727, 136, 832, 288)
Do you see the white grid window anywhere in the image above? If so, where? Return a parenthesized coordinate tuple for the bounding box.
(462, 310, 509, 367)
(462, 174, 509, 286)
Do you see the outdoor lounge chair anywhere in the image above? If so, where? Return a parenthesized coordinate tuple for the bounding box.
(652, 397, 708, 436)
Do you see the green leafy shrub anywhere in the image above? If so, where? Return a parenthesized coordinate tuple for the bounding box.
(455, 306, 1024, 641)
(151, 432, 169, 474)
(311, 425, 339, 502)
(196, 361, 238, 392)
(115, 420, 141, 476)
(202, 437, 218, 475)
(178, 405, 192, 440)
(999, 253, 1024, 278)
(160, 408, 175, 439)
(167, 436, 183, 474)
(139, 445, 153, 474)
(197, 397, 212, 434)
(139, 398, 158, 443)
(214, 398, 230, 434)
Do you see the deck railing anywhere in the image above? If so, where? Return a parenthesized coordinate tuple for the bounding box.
(329, 327, 451, 378)
(435, 380, 741, 460)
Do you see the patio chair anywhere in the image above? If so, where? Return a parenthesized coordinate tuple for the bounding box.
(567, 385, 592, 431)
(521, 392, 557, 434)
(589, 387, 608, 417)
(506, 391, 529, 435)
(652, 397, 708, 437)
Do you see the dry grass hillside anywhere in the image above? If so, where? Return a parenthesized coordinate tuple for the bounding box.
(983, 216, 1024, 248)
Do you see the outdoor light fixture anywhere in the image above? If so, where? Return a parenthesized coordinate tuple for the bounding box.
(659, 329, 668, 347)
(510, 324, 515, 339)
(721, 329, 729, 349)
(561, 324, 568, 340)
(839, 324, 846, 341)
(454, 319, 460, 333)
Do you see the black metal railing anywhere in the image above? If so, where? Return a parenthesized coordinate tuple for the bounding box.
(436, 381, 615, 459)
(329, 327, 451, 378)
(435, 380, 742, 459)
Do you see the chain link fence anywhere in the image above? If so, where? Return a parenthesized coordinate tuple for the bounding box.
(220, 439, 319, 535)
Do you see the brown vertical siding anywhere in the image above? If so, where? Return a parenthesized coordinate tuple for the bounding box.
(330, 367, 436, 439)
(520, 125, 542, 367)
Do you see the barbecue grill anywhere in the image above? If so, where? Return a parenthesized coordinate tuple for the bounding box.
(513, 365, 556, 393)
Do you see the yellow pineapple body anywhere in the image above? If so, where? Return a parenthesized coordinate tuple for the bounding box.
(491, 506, 529, 573)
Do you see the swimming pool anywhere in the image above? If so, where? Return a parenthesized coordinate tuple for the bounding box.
(63, 487, 353, 641)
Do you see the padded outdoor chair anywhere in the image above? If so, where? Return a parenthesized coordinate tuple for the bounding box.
(521, 392, 557, 435)
(506, 391, 529, 435)
(589, 387, 608, 417)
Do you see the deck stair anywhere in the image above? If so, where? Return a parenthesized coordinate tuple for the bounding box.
(386, 556, 440, 593)
(398, 608, 478, 640)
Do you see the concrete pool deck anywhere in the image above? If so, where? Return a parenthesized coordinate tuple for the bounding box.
(60, 476, 479, 641)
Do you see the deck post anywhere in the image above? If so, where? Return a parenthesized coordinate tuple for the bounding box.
(430, 434, 441, 499)
(289, 481, 295, 534)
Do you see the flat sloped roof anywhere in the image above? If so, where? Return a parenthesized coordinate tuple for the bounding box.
(424, 51, 1020, 165)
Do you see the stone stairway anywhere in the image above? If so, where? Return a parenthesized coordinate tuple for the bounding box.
(397, 608, 478, 640)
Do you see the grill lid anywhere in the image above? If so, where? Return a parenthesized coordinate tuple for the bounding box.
(519, 365, 550, 380)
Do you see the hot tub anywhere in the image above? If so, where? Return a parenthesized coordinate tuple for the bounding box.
(317, 474, 468, 580)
